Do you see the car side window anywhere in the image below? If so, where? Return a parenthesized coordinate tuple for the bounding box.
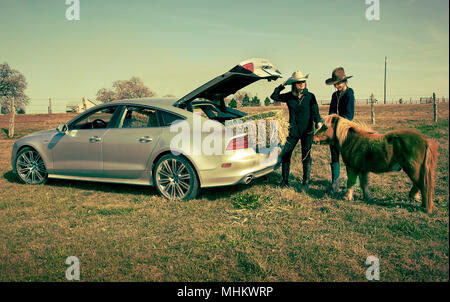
(71, 106, 118, 130)
(119, 106, 159, 128)
(159, 111, 185, 127)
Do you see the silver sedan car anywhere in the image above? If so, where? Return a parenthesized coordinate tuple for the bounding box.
(11, 58, 282, 200)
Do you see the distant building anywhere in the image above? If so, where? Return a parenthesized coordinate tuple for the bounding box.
(66, 99, 97, 113)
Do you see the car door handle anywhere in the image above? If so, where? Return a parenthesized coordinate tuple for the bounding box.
(89, 136, 102, 142)
(139, 136, 153, 143)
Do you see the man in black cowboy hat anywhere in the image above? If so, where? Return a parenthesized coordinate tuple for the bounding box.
(325, 67, 355, 193)
(271, 71, 323, 190)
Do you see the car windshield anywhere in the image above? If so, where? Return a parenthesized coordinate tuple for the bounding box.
(71, 106, 118, 130)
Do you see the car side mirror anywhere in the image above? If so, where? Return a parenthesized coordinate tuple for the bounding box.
(56, 123, 68, 133)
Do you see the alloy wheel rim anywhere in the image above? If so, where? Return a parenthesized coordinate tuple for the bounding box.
(156, 159, 191, 199)
(16, 150, 47, 184)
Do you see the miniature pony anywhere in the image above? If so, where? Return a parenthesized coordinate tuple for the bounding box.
(313, 114, 438, 213)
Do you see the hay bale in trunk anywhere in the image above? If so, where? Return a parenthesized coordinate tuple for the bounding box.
(225, 110, 289, 151)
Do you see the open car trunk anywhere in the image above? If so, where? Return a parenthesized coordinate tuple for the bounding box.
(174, 58, 282, 123)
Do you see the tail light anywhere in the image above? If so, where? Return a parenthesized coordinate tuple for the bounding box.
(226, 136, 248, 151)
(241, 63, 254, 73)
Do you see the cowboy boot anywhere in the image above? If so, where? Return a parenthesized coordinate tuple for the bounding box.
(302, 160, 312, 191)
(330, 162, 340, 193)
(280, 161, 290, 188)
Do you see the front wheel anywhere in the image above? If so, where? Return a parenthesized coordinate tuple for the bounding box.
(153, 154, 199, 200)
(15, 147, 48, 185)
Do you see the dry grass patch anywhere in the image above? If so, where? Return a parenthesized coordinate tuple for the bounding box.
(0, 105, 448, 281)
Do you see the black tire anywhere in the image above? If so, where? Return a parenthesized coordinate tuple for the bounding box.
(14, 147, 48, 185)
(153, 154, 199, 200)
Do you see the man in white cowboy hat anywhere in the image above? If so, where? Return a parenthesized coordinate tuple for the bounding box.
(271, 70, 324, 190)
(325, 67, 355, 193)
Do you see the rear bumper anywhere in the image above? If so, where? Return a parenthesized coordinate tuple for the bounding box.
(198, 152, 277, 188)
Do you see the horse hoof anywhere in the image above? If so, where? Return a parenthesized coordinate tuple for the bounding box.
(409, 192, 421, 202)
(344, 195, 353, 201)
(328, 186, 340, 194)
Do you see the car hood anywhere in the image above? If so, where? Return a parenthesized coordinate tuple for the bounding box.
(174, 58, 282, 108)
(21, 129, 56, 139)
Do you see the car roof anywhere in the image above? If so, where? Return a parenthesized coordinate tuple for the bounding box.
(65, 97, 192, 126)
(109, 97, 178, 109)
(107, 97, 195, 117)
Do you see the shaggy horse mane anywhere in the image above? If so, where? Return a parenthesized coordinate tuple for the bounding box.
(325, 114, 375, 146)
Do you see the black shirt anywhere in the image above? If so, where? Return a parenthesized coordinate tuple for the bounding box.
(270, 85, 323, 137)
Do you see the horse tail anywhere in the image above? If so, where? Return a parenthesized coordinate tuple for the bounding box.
(423, 139, 438, 213)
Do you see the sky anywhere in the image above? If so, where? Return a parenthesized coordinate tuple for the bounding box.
(0, 0, 449, 113)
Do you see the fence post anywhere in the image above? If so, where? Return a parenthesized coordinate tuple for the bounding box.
(433, 92, 437, 123)
(370, 93, 375, 125)
(8, 97, 15, 138)
(48, 98, 52, 114)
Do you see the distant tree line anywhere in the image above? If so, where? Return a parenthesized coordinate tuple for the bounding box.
(227, 92, 279, 108)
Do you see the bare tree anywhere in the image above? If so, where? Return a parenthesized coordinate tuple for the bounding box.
(96, 88, 116, 103)
(0, 63, 30, 137)
(0, 63, 30, 113)
(96, 77, 155, 103)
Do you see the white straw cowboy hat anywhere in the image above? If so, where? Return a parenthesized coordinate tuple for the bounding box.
(284, 70, 309, 85)
(325, 67, 353, 85)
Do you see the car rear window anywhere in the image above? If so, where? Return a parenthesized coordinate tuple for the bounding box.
(158, 111, 185, 126)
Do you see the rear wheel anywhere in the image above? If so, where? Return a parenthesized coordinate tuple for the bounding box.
(154, 154, 199, 200)
(15, 147, 48, 185)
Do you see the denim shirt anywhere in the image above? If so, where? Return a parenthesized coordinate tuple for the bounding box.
(329, 87, 355, 120)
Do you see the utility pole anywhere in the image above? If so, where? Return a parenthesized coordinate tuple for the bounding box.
(384, 56, 387, 104)
(433, 92, 437, 123)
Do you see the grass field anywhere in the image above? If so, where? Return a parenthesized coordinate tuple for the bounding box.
(0, 104, 448, 281)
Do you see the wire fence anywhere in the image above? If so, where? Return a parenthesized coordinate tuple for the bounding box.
(1, 96, 448, 114)
(1, 97, 96, 114)
(318, 97, 449, 105)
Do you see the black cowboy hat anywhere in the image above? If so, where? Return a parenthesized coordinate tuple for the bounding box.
(325, 67, 353, 85)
